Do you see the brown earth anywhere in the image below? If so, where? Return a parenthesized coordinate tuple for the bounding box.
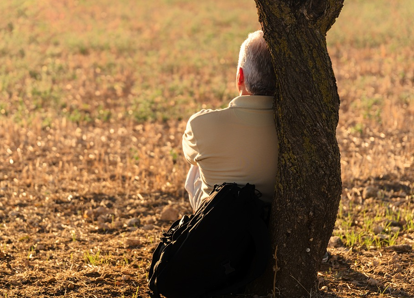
(1, 0, 413, 297)
(1, 119, 413, 298)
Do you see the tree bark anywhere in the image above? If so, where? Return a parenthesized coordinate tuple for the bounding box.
(244, 1, 344, 297)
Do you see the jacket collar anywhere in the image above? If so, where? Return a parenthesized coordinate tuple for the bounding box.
(228, 95, 274, 110)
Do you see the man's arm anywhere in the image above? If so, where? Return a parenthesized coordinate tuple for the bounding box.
(182, 118, 200, 165)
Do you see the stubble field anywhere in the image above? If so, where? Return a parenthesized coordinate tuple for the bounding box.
(0, 0, 414, 297)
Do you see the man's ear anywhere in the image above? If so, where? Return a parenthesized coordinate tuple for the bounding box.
(237, 67, 244, 86)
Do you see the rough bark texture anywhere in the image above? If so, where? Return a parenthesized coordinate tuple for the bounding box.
(245, 0, 344, 297)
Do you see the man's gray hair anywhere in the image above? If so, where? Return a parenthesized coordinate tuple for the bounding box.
(237, 30, 276, 96)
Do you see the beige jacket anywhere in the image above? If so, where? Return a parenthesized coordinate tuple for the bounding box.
(182, 95, 278, 203)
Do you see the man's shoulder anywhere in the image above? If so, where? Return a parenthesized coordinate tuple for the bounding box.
(188, 107, 230, 126)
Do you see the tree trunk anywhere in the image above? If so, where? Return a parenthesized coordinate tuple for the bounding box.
(245, 1, 345, 297)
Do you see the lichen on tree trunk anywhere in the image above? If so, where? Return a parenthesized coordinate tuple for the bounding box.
(243, 0, 345, 297)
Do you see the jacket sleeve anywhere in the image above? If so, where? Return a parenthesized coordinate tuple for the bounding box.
(182, 116, 199, 165)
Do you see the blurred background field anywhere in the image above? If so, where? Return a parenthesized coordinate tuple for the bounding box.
(0, 0, 414, 297)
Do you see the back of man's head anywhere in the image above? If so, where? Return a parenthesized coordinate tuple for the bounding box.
(238, 30, 276, 96)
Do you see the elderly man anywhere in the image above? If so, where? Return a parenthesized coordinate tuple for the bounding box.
(183, 30, 278, 211)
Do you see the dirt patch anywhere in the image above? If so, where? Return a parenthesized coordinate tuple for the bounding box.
(1, 179, 413, 298)
(0, 120, 414, 297)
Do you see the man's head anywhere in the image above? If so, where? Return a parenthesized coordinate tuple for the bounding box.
(237, 30, 276, 96)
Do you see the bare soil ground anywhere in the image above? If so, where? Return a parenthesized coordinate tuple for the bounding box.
(0, 120, 190, 298)
(1, 120, 413, 298)
(1, 0, 413, 297)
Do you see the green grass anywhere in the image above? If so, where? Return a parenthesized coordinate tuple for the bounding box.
(1, 0, 413, 126)
(328, 0, 414, 48)
(334, 198, 414, 249)
(0, 0, 262, 125)
(84, 250, 101, 266)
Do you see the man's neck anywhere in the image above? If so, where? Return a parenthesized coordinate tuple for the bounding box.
(239, 88, 252, 96)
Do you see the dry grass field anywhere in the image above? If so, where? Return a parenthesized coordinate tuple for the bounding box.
(0, 0, 413, 297)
